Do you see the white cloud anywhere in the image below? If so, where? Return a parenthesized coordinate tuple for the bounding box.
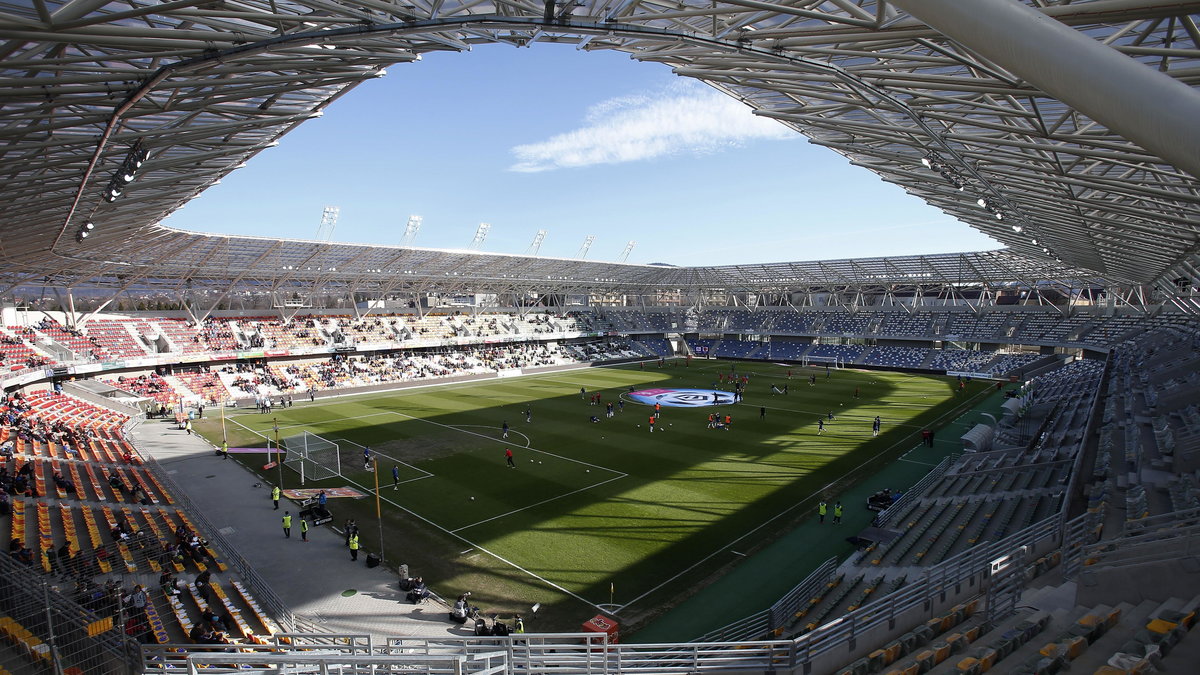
(509, 84, 793, 172)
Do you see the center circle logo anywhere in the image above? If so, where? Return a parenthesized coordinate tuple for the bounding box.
(626, 388, 735, 407)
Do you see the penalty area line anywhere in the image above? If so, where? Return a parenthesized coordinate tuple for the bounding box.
(331, 438, 435, 486)
(451, 472, 628, 534)
(224, 415, 611, 614)
(384, 410, 624, 476)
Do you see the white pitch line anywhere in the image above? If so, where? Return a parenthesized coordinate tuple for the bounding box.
(384, 410, 624, 475)
(224, 414, 612, 613)
(453, 424, 533, 448)
(331, 438, 434, 486)
(261, 411, 397, 433)
(898, 459, 939, 467)
(451, 472, 628, 533)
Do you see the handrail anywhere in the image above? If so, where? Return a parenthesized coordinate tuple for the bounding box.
(143, 455, 300, 632)
(873, 454, 955, 527)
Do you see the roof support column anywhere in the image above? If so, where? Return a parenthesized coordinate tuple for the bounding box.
(888, 0, 1200, 178)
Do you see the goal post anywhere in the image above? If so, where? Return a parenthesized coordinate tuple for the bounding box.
(281, 431, 341, 482)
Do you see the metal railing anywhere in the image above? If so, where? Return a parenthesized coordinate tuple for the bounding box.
(689, 558, 839, 644)
(138, 514, 1071, 674)
(143, 455, 299, 632)
(0, 550, 141, 675)
(872, 454, 956, 528)
(1124, 505, 1200, 534)
(1080, 520, 1200, 571)
(767, 557, 839, 636)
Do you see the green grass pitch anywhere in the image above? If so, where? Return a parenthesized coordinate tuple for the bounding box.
(198, 359, 983, 633)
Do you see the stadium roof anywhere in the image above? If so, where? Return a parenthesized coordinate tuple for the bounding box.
(7, 227, 1106, 300)
(1, 1, 1198, 301)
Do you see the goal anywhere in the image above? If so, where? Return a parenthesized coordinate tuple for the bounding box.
(281, 431, 341, 482)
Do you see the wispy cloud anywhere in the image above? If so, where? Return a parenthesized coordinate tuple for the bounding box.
(509, 83, 793, 172)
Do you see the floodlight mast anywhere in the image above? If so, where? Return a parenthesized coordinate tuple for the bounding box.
(469, 222, 491, 250)
(618, 241, 636, 263)
(316, 206, 339, 241)
(577, 235, 595, 259)
(400, 215, 422, 246)
(527, 229, 547, 256)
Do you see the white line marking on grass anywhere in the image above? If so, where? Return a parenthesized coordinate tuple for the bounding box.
(899, 459, 939, 467)
(224, 415, 612, 614)
(384, 411, 624, 475)
(333, 438, 434, 486)
(609, 385, 994, 616)
(271, 411, 396, 432)
(453, 424, 532, 448)
(451, 472, 628, 533)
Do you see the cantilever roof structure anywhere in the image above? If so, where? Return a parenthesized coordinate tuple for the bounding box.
(11, 225, 1105, 301)
(0, 1, 1198, 303)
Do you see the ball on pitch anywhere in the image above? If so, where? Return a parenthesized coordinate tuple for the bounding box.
(470, 496, 475, 501)
(586, 469, 590, 473)
(538, 461, 543, 464)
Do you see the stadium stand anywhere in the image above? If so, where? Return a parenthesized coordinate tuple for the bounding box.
(0, 307, 1198, 674)
(0, 389, 287, 671)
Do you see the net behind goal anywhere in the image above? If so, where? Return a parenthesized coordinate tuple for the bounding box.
(282, 431, 341, 482)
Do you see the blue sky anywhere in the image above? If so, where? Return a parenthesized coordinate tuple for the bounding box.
(160, 44, 999, 266)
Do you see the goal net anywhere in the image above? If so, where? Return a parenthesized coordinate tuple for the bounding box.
(281, 431, 341, 482)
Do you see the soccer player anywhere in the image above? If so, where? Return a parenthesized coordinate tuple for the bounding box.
(872, 416, 881, 437)
(817, 418, 825, 435)
(525, 407, 532, 423)
(724, 414, 732, 431)
(392, 465, 400, 490)
(648, 415, 656, 433)
(505, 448, 515, 468)
(501, 421, 509, 439)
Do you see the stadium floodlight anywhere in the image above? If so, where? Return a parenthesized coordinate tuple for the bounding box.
(469, 222, 491, 249)
(920, 156, 932, 168)
(316, 205, 340, 241)
(1011, 225, 1022, 233)
(618, 240, 636, 263)
(401, 215, 422, 246)
(527, 229, 547, 256)
(103, 185, 122, 202)
(82, 221, 94, 231)
(976, 197, 988, 207)
(577, 234, 595, 259)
